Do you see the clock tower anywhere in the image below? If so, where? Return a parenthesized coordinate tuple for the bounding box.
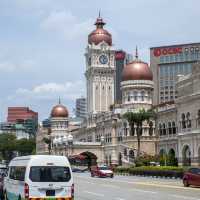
(85, 14, 115, 114)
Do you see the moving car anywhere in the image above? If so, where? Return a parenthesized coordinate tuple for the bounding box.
(91, 165, 114, 178)
(183, 167, 200, 187)
(4, 155, 74, 200)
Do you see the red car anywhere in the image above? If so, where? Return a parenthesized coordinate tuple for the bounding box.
(91, 165, 114, 178)
(183, 167, 200, 187)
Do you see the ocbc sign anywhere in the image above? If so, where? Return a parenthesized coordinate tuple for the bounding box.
(153, 47, 182, 57)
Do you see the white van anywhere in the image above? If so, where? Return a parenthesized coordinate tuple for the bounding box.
(4, 155, 74, 200)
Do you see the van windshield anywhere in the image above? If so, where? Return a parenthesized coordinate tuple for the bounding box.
(29, 166, 71, 182)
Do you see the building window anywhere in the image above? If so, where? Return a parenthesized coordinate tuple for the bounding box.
(134, 91, 138, 101)
(159, 124, 162, 136)
(197, 110, 200, 127)
(163, 123, 166, 135)
(186, 112, 191, 128)
(141, 91, 145, 101)
(172, 121, 176, 134)
(168, 122, 172, 134)
(181, 113, 186, 129)
(127, 92, 131, 102)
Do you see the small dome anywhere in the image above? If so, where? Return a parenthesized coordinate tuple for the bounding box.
(51, 104, 69, 118)
(88, 16, 112, 46)
(122, 49, 153, 81)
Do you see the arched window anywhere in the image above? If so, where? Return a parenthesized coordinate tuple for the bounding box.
(197, 110, 200, 127)
(134, 91, 138, 101)
(141, 91, 145, 101)
(127, 92, 131, 102)
(163, 123, 166, 135)
(172, 121, 176, 134)
(181, 113, 186, 129)
(168, 122, 172, 134)
(124, 148, 127, 157)
(186, 112, 191, 128)
(159, 123, 162, 136)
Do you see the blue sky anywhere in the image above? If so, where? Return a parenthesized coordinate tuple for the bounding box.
(0, 0, 199, 121)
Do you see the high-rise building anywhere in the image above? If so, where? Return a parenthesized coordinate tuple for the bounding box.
(75, 97, 87, 119)
(115, 50, 133, 104)
(85, 15, 115, 114)
(150, 43, 200, 105)
(7, 107, 38, 135)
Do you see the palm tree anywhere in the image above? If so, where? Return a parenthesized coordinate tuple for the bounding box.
(123, 109, 155, 157)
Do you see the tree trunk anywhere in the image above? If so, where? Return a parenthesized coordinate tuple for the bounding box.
(137, 133, 140, 157)
(136, 123, 142, 157)
(131, 122, 134, 136)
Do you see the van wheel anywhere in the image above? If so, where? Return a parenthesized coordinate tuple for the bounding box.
(91, 173, 94, 177)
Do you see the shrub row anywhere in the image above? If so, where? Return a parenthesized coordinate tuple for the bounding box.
(114, 166, 184, 178)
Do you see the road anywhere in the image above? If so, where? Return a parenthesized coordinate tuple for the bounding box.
(74, 172, 200, 200)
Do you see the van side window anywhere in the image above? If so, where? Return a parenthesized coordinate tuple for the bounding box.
(9, 167, 26, 181)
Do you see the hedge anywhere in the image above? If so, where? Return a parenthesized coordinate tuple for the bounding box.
(114, 166, 185, 178)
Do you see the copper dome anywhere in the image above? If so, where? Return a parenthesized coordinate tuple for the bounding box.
(88, 16, 112, 46)
(122, 59, 153, 81)
(51, 104, 69, 118)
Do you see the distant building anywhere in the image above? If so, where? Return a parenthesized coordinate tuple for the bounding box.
(156, 61, 200, 166)
(150, 43, 200, 105)
(42, 118, 51, 129)
(75, 98, 87, 119)
(115, 50, 133, 104)
(7, 107, 38, 135)
(0, 122, 29, 139)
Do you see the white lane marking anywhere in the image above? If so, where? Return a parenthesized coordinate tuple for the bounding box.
(171, 194, 200, 200)
(101, 184, 120, 189)
(74, 175, 200, 191)
(130, 188, 157, 194)
(115, 198, 126, 200)
(84, 190, 104, 197)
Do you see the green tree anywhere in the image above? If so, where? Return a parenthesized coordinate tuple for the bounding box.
(123, 109, 155, 157)
(16, 138, 36, 156)
(0, 133, 17, 161)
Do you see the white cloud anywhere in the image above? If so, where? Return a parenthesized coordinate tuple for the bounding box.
(41, 10, 93, 40)
(0, 59, 35, 72)
(10, 81, 85, 101)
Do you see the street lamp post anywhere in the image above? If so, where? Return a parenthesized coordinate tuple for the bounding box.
(62, 135, 68, 156)
(100, 135, 105, 165)
(67, 134, 73, 156)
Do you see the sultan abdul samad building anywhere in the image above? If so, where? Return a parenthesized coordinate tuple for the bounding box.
(37, 15, 200, 167)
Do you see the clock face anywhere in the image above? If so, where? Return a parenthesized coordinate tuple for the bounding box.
(99, 55, 108, 64)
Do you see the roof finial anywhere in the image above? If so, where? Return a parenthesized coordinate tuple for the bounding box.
(58, 97, 61, 104)
(99, 10, 101, 18)
(135, 46, 138, 59)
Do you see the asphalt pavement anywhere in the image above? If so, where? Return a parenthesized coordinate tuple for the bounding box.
(74, 172, 200, 200)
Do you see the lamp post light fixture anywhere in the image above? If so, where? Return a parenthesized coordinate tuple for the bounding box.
(63, 135, 68, 156)
(100, 135, 105, 145)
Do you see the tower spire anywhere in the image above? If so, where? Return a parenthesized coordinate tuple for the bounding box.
(58, 97, 61, 104)
(98, 9, 101, 18)
(135, 46, 138, 59)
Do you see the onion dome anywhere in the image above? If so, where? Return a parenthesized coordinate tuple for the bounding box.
(122, 48, 153, 81)
(51, 99, 69, 118)
(88, 13, 112, 46)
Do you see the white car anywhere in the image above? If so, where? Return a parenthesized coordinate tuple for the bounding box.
(4, 155, 74, 200)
